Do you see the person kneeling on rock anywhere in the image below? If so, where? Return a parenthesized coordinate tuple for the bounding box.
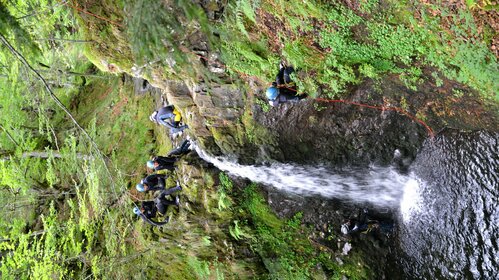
(146, 139, 192, 171)
(133, 184, 182, 226)
(149, 105, 188, 135)
(265, 63, 307, 107)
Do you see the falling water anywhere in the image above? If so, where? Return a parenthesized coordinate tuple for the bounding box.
(195, 145, 419, 208)
(193, 129, 497, 279)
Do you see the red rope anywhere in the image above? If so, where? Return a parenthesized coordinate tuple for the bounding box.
(59, 5, 432, 139)
(64, 1, 124, 27)
(193, 52, 434, 138)
(315, 98, 434, 137)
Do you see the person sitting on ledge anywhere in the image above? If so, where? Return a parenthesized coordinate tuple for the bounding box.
(133, 183, 183, 226)
(341, 209, 394, 236)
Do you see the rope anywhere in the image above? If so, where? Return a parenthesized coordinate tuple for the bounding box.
(315, 98, 434, 137)
(63, 1, 124, 28)
(56, 0, 435, 138)
(192, 51, 434, 138)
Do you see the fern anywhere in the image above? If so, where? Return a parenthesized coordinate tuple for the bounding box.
(229, 220, 243, 240)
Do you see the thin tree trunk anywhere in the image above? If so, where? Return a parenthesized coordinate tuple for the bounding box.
(0, 34, 115, 187)
(35, 68, 108, 79)
(35, 38, 93, 43)
(1, 151, 93, 161)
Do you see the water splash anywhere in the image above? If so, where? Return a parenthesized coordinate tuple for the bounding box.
(195, 145, 419, 208)
(400, 179, 423, 222)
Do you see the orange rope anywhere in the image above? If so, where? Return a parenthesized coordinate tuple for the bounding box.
(64, 1, 124, 27)
(315, 98, 434, 137)
(62, 8, 433, 138)
(192, 51, 434, 138)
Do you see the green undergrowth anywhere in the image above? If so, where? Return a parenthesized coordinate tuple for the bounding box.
(237, 184, 369, 279)
(218, 0, 498, 101)
(74, 0, 498, 102)
(225, 179, 370, 279)
(73, 77, 155, 174)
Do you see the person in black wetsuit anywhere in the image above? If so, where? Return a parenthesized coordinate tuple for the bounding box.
(265, 63, 307, 107)
(133, 185, 182, 226)
(341, 209, 394, 236)
(136, 174, 167, 192)
(146, 139, 191, 171)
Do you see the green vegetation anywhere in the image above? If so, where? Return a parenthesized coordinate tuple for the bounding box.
(1, 0, 497, 279)
(218, 0, 498, 100)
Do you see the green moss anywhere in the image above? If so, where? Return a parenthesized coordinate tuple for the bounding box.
(75, 1, 133, 73)
(209, 125, 244, 154)
(241, 109, 275, 146)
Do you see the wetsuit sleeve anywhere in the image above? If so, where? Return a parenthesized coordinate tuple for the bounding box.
(275, 68, 284, 85)
(158, 176, 166, 188)
(179, 139, 190, 153)
(158, 117, 175, 128)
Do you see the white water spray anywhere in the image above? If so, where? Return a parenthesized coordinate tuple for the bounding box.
(195, 145, 420, 208)
(400, 179, 423, 222)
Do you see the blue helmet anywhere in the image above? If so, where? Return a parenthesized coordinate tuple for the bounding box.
(146, 160, 155, 169)
(133, 206, 141, 215)
(266, 87, 278, 100)
(136, 183, 145, 192)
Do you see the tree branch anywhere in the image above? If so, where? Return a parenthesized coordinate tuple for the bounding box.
(16, 0, 68, 20)
(1, 151, 93, 161)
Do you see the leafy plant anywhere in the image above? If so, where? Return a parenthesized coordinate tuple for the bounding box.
(229, 220, 244, 240)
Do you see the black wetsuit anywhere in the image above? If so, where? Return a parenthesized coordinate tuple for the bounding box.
(167, 139, 191, 157)
(152, 156, 177, 171)
(154, 186, 181, 214)
(152, 140, 191, 171)
(142, 174, 166, 191)
(271, 66, 306, 106)
(342, 210, 394, 235)
(138, 201, 170, 226)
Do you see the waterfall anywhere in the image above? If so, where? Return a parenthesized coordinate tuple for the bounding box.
(194, 145, 420, 208)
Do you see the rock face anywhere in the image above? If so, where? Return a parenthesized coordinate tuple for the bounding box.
(159, 79, 252, 155)
(75, 1, 499, 278)
(254, 80, 427, 166)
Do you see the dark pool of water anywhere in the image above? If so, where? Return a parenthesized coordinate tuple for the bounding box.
(398, 129, 498, 279)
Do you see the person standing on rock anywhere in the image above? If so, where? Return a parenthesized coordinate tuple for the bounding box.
(340, 209, 394, 236)
(133, 182, 182, 226)
(133, 195, 178, 226)
(146, 139, 192, 171)
(265, 63, 307, 107)
(149, 105, 188, 134)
